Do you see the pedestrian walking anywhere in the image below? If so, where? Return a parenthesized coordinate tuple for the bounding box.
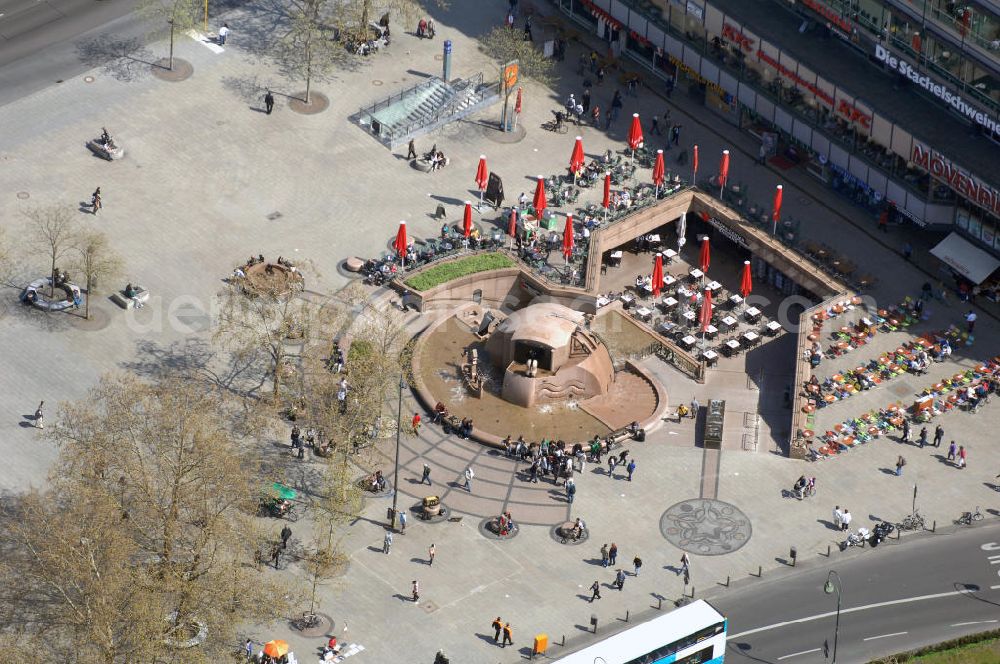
(650, 115, 661, 135)
(270, 543, 281, 568)
(966, 310, 977, 334)
(502, 623, 513, 648)
(901, 419, 911, 443)
(582, 87, 591, 113)
(934, 425, 944, 447)
(947, 440, 957, 461)
(615, 569, 626, 591)
(565, 477, 576, 504)
(245, 639, 253, 662)
(600, 543, 609, 567)
(411, 580, 419, 603)
(665, 74, 675, 97)
(607, 455, 617, 478)
(609, 542, 618, 566)
(406, 138, 417, 159)
(264, 90, 274, 114)
(280, 525, 292, 549)
(464, 466, 474, 491)
(492, 616, 503, 642)
(383, 530, 393, 554)
(34, 401, 44, 429)
(411, 412, 421, 434)
(679, 552, 690, 577)
(626, 459, 636, 481)
(690, 397, 700, 417)
(958, 445, 967, 468)
(218, 23, 230, 45)
(757, 143, 767, 165)
(633, 554, 642, 576)
(428, 543, 436, 565)
(91, 187, 102, 215)
(841, 509, 852, 531)
(918, 426, 928, 448)
(589, 580, 602, 602)
(903, 242, 913, 261)
(421, 463, 432, 485)
(833, 505, 843, 530)
(878, 209, 889, 232)
(670, 124, 682, 146)
(683, 566, 690, 586)
(398, 510, 407, 533)
(895, 455, 906, 476)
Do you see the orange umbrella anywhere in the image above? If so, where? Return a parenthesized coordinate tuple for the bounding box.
(263, 640, 289, 658)
(463, 202, 473, 238)
(508, 206, 517, 243)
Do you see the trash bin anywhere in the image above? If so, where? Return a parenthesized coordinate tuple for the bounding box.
(533, 634, 548, 655)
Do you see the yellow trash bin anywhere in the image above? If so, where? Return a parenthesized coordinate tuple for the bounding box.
(533, 633, 548, 654)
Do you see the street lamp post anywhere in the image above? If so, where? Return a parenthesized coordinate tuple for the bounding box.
(390, 374, 405, 530)
(824, 571, 843, 663)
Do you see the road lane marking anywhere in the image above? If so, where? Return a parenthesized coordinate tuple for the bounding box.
(990, 584, 1000, 590)
(952, 620, 998, 626)
(185, 29, 224, 53)
(776, 648, 821, 660)
(728, 588, 978, 640)
(863, 631, 908, 641)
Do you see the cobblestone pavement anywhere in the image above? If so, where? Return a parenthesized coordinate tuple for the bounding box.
(1, 1, 1000, 662)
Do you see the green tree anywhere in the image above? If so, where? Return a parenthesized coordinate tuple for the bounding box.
(479, 25, 555, 129)
(138, 0, 202, 70)
(71, 229, 124, 319)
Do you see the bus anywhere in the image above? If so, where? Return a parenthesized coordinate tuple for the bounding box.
(552, 599, 727, 664)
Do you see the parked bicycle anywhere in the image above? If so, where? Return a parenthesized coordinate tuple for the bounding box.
(955, 506, 984, 526)
(291, 612, 320, 631)
(896, 511, 925, 531)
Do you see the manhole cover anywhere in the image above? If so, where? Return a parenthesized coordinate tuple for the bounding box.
(372, 79, 384, 86)
(16, 191, 29, 199)
(659, 498, 752, 555)
(421, 601, 438, 613)
(267, 211, 283, 221)
(434, 54, 443, 61)
(84, 76, 95, 83)
(890, 381, 913, 397)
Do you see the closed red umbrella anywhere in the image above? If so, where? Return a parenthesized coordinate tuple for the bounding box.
(394, 220, 407, 268)
(652, 148, 665, 193)
(740, 260, 753, 299)
(475, 155, 489, 209)
(699, 289, 713, 333)
(718, 149, 730, 196)
(515, 87, 523, 114)
(463, 201, 473, 238)
(508, 207, 517, 243)
(532, 175, 547, 218)
(651, 252, 664, 298)
(570, 136, 585, 181)
(699, 236, 710, 273)
(772, 184, 783, 235)
(602, 172, 611, 222)
(562, 214, 574, 261)
(627, 113, 643, 152)
(692, 144, 699, 184)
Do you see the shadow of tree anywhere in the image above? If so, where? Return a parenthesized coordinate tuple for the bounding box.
(120, 338, 268, 400)
(74, 35, 155, 82)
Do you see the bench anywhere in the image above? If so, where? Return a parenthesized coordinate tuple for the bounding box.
(111, 286, 149, 310)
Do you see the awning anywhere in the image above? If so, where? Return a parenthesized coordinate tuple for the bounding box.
(930, 233, 1000, 285)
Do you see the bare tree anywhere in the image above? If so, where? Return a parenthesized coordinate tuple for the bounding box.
(329, 0, 444, 37)
(71, 230, 124, 319)
(479, 24, 555, 129)
(24, 206, 78, 298)
(137, 0, 202, 70)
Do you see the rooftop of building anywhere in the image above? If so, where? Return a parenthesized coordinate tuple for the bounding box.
(704, 0, 1000, 190)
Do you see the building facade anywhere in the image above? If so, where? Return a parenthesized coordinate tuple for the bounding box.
(553, 0, 1000, 271)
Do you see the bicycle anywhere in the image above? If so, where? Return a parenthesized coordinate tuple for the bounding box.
(896, 511, 925, 531)
(291, 612, 320, 631)
(955, 506, 984, 526)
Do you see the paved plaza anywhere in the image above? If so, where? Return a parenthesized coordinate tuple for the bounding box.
(2, 1, 1000, 662)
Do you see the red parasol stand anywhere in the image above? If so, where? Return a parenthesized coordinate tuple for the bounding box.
(627, 113, 643, 163)
(394, 220, 407, 269)
(570, 136, 585, 185)
(562, 214, 574, 263)
(699, 288, 713, 350)
(740, 260, 753, 312)
(508, 207, 518, 248)
(513, 87, 523, 129)
(462, 201, 473, 242)
(475, 155, 489, 210)
(602, 172, 611, 222)
(692, 144, 699, 186)
(699, 235, 711, 273)
(718, 149, 730, 198)
(772, 184, 783, 236)
(652, 149, 665, 199)
(532, 175, 547, 220)
(651, 252, 664, 298)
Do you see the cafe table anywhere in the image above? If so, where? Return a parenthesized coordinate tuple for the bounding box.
(742, 330, 760, 347)
(688, 267, 704, 280)
(765, 320, 782, 336)
(706, 280, 723, 294)
(702, 349, 719, 365)
(661, 296, 678, 310)
(704, 324, 718, 339)
(728, 294, 744, 308)
(682, 310, 697, 326)
(719, 315, 737, 332)
(723, 339, 741, 356)
(634, 306, 653, 321)
(608, 250, 623, 266)
(663, 274, 677, 287)
(679, 335, 697, 350)
(745, 306, 762, 322)
(596, 296, 611, 308)
(663, 248, 678, 262)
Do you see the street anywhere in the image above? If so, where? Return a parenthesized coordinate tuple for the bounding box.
(716, 520, 1000, 663)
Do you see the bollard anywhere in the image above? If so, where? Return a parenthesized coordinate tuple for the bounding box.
(826, 544, 831, 557)
(932, 520, 936, 533)
(560, 635, 565, 647)
(724, 575, 730, 587)
(756, 565, 762, 577)
(690, 585, 695, 598)
(657, 598, 662, 610)
(625, 610, 630, 623)
(790, 547, 797, 567)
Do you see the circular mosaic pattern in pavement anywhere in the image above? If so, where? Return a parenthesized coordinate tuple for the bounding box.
(659, 498, 752, 556)
(478, 516, 519, 541)
(549, 521, 589, 545)
(151, 58, 193, 82)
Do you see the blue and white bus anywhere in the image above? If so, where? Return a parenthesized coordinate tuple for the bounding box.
(553, 599, 727, 664)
